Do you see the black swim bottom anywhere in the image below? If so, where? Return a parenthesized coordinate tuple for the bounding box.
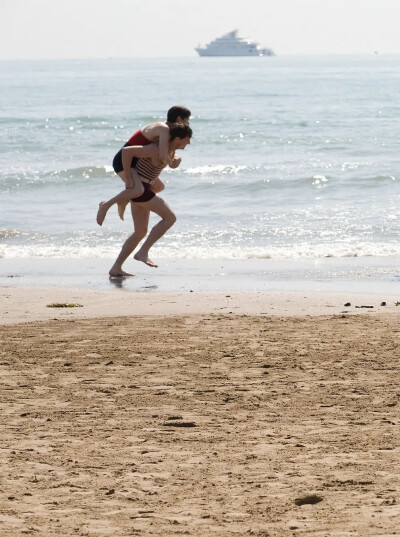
(131, 182, 155, 203)
(113, 144, 138, 174)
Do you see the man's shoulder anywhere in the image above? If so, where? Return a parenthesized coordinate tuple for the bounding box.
(142, 143, 160, 156)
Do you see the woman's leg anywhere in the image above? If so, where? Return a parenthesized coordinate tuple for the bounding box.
(116, 171, 145, 221)
(97, 171, 144, 225)
(133, 196, 176, 268)
(108, 203, 150, 277)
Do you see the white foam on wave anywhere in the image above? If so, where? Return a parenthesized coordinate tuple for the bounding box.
(184, 164, 250, 175)
(0, 229, 28, 239)
(2, 241, 400, 261)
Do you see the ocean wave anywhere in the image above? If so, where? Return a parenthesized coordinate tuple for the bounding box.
(0, 115, 123, 127)
(0, 166, 115, 190)
(47, 166, 115, 180)
(0, 229, 29, 239)
(2, 241, 400, 261)
(172, 171, 332, 193)
(349, 174, 397, 185)
(179, 166, 398, 189)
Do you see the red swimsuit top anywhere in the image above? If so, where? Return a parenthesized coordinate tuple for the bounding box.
(126, 129, 151, 146)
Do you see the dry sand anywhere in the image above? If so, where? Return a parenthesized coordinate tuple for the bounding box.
(1, 287, 400, 536)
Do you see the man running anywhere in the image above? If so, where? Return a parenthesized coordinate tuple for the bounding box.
(103, 124, 192, 277)
(108, 105, 191, 220)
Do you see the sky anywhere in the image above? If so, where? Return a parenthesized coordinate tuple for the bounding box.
(1, 0, 399, 60)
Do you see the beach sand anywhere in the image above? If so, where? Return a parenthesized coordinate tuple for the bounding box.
(1, 284, 400, 324)
(1, 285, 400, 536)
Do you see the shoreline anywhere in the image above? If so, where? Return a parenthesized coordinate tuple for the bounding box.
(1, 255, 399, 291)
(1, 256, 399, 324)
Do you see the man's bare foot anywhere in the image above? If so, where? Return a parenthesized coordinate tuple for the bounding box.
(97, 202, 108, 226)
(109, 269, 135, 277)
(134, 252, 158, 268)
(117, 201, 128, 221)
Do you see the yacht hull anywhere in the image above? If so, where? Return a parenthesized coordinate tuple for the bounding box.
(196, 49, 273, 57)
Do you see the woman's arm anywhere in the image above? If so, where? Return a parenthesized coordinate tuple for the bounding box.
(122, 144, 160, 187)
(142, 123, 172, 165)
(156, 125, 173, 164)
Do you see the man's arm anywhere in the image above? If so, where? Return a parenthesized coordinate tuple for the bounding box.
(168, 154, 181, 169)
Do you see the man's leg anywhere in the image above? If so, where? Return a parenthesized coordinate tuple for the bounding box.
(109, 204, 150, 277)
(134, 196, 176, 268)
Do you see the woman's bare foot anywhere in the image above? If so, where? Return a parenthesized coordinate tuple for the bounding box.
(134, 252, 158, 268)
(117, 201, 128, 221)
(97, 202, 109, 226)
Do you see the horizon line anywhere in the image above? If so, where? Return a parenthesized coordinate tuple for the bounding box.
(1, 52, 399, 62)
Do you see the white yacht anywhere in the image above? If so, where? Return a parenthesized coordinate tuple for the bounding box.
(195, 30, 274, 57)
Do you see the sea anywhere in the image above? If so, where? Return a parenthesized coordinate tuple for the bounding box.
(1, 55, 400, 292)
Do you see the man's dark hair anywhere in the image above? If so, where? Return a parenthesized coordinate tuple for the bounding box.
(169, 124, 193, 140)
(167, 105, 191, 123)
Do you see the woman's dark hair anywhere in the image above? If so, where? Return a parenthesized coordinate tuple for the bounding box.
(167, 105, 191, 122)
(169, 124, 193, 140)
